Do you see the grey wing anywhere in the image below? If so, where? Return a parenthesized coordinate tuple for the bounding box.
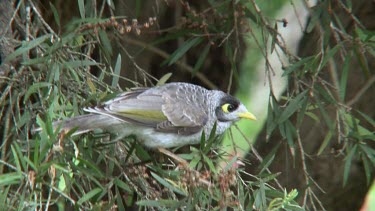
(85, 87, 166, 127)
(159, 83, 209, 127)
(85, 83, 209, 135)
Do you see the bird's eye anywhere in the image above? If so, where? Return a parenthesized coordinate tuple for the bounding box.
(222, 103, 236, 113)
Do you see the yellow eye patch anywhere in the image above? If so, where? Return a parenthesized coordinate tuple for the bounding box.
(222, 103, 235, 113)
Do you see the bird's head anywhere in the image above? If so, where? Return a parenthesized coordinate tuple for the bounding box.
(215, 94, 256, 123)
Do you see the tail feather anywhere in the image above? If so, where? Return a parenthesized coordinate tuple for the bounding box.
(33, 114, 122, 136)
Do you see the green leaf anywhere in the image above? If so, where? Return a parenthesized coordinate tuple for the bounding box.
(314, 84, 336, 105)
(357, 110, 375, 127)
(258, 143, 280, 174)
(305, 111, 320, 123)
(4, 34, 51, 63)
(285, 120, 296, 148)
(135, 0, 141, 17)
(21, 56, 48, 65)
(150, 172, 186, 196)
(77, 188, 102, 205)
(361, 154, 372, 185)
(353, 39, 370, 77)
(99, 29, 113, 56)
(202, 122, 217, 154)
(343, 144, 358, 186)
(343, 113, 374, 138)
(266, 94, 279, 138)
(202, 154, 217, 174)
(134, 143, 152, 161)
(115, 186, 125, 210)
(0, 186, 10, 209)
(339, 53, 351, 101)
(317, 44, 342, 73)
(137, 199, 180, 207)
(112, 54, 121, 88)
(314, 95, 334, 131)
(317, 131, 333, 155)
(64, 60, 98, 68)
(78, 0, 85, 18)
(277, 90, 308, 124)
(284, 204, 305, 211)
(75, 157, 105, 178)
(114, 178, 132, 192)
(296, 95, 309, 127)
(49, 2, 60, 28)
(0, 172, 23, 186)
(359, 144, 375, 162)
(164, 37, 204, 66)
(262, 172, 281, 183)
(24, 82, 51, 103)
(11, 143, 27, 172)
(306, 4, 323, 33)
(151, 29, 193, 46)
(193, 44, 210, 75)
(156, 73, 173, 86)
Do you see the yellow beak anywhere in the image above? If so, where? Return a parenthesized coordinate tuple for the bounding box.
(238, 112, 257, 120)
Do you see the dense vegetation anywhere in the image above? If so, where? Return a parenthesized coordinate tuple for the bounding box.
(0, 0, 374, 210)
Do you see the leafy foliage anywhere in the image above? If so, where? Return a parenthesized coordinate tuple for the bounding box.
(0, 0, 374, 210)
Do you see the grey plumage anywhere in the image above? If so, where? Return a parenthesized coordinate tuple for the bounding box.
(36, 82, 256, 148)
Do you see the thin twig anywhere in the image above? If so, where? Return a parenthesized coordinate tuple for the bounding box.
(28, 0, 57, 36)
(120, 36, 217, 89)
(234, 125, 284, 190)
(347, 75, 375, 106)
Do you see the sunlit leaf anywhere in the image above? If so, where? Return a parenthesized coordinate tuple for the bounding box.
(112, 54, 122, 88)
(157, 73, 173, 86)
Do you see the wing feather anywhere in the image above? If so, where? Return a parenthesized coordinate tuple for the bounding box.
(84, 83, 210, 135)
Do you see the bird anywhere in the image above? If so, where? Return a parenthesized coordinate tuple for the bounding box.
(43, 82, 256, 148)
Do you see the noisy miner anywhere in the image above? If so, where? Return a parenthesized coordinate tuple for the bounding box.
(42, 82, 256, 148)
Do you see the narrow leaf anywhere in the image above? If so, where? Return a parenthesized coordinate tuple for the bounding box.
(4, 34, 51, 62)
(49, 2, 60, 28)
(112, 54, 121, 88)
(317, 131, 333, 155)
(339, 53, 351, 101)
(157, 73, 172, 86)
(24, 82, 51, 103)
(202, 154, 217, 174)
(0, 172, 23, 186)
(77, 188, 102, 205)
(361, 155, 372, 185)
(258, 143, 280, 174)
(114, 178, 132, 192)
(99, 30, 113, 56)
(165, 37, 203, 66)
(278, 90, 308, 124)
(137, 199, 179, 207)
(78, 0, 85, 18)
(318, 44, 342, 73)
(193, 44, 210, 75)
(150, 172, 186, 196)
(343, 145, 358, 186)
(64, 60, 98, 68)
(357, 110, 375, 127)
